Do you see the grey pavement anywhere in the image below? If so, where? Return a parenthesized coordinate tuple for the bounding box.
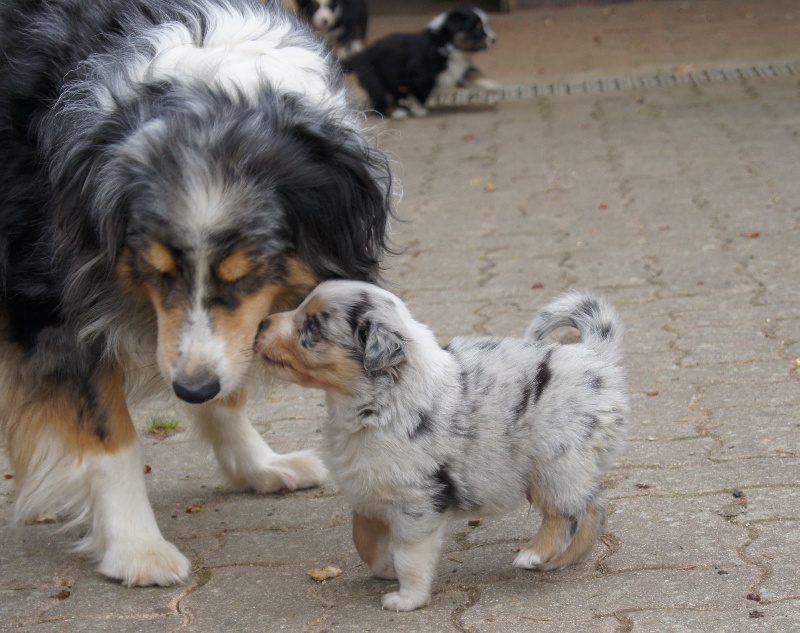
(2, 1, 800, 631)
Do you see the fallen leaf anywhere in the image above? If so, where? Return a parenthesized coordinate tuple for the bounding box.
(186, 502, 206, 514)
(51, 588, 71, 600)
(307, 566, 342, 581)
(3, 473, 13, 480)
(143, 464, 152, 474)
(598, 202, 608, 210)
(792, 358, 800, 369)
(467, 518, 483, 528)
(532, 282, 545, 289)
(462, 134, 476, 141)
(742, 231, 760, 238)
(746, 593, 761, 602)
(673, 63, 697, 72)
(646, 390, 659, 397)
(33, 514, 57, 524)
(483, 178, 496, 192)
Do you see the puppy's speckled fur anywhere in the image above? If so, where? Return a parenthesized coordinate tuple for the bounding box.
(255, 281, 628, 611)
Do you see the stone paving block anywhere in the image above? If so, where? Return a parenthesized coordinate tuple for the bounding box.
(601, 495, 746, 572)
(745, 522, 800, 602)
(742, 486, 800, 522)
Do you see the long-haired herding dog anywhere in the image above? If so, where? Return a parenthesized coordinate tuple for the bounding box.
(0, 0, 393, 586)
(255, 282, 628, 611)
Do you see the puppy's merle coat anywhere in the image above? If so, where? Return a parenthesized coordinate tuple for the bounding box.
(255, 282, 628, 611)
(343, 6, 496, 118)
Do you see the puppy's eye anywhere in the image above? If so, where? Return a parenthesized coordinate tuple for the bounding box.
(301, 314, 323, 348)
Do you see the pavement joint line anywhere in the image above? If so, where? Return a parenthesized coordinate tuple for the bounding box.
(428, 59, 800, 106)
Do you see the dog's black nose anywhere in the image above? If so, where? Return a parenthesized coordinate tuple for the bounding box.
(172, 373, 221, 404)
(258, 318, 271, 333)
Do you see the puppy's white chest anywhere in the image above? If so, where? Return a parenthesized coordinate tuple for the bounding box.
(435, 50, 471, 91)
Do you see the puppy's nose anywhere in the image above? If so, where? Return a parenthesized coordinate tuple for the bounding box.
(172, 372, 221, 404)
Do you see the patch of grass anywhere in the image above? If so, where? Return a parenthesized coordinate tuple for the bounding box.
(145, 416, 181, 437)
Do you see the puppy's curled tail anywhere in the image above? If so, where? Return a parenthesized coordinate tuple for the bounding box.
(526, 291, 622, 360)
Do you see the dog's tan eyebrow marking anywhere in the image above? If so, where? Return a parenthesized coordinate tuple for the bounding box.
(217, 249, 251, 283)
(305, 295, 328, 316)
(143, 241, 176, 275)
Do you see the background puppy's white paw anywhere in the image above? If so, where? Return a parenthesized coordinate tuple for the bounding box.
(381, 590, 430, 612)
(98, 538, 190, 587)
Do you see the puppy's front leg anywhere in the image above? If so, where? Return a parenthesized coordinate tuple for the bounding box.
(381, 525, 445, 612)
(186, 388, 326, 493)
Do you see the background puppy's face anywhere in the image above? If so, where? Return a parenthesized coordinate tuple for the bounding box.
(254, 281, 406, 395)
(298, 0, 339, 32)
(434, 8, 496, 53)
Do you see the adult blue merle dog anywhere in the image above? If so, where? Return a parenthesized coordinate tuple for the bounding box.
(0, 0, 392, 586)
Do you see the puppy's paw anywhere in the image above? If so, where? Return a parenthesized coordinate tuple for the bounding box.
(247, 450, 328, 493)
(98, 539, 190, 587)
(390, 108, 410, 120)
(513, 548, 544, 570)
(381, 590, 430, 612)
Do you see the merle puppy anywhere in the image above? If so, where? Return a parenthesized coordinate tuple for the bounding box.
(343, 6, 496, 118)
(255, 282, 628, 610)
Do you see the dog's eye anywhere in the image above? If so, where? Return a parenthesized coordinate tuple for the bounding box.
(301, 314, 323, 348)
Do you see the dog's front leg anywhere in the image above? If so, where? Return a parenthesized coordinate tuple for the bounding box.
(185, 387, 326, 493)
(380, 523, 445, 612)
(6, 361, 190, 586)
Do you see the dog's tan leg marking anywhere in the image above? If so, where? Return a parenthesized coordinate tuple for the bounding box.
(188, 386, 326, 492)
(352, 511, 396, 579)
(514, 503, 572, 569)
(4, 362, 190, 586)
(542, 502, 605, 570)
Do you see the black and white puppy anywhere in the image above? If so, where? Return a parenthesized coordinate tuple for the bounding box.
(0, 0, 392, 587)
(343, 6, 497, 118)
(296, 0, 368, 60)
(255, 282, 628, 611)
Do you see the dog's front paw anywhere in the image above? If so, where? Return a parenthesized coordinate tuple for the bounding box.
(246, 449, 328, 493)
(381, 590, 430, 612)
(98, 539, 190, 587)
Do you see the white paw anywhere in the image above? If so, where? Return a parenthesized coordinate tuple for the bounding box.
(513, 548, 543, 569)
(246, 450, 327, 493)
(98, 539, 190, 587)
(390, 108, 410, 120)
(474, 78, 502, 91)
(381, 590, 430, 612)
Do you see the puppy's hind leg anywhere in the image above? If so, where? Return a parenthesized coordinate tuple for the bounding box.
(352, 511, 397, 580)
(543, 499, 606, 570)
(513, 502, 573, 570)
(186, 388, 326, 493)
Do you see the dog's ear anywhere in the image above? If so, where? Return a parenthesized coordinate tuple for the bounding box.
(358, 320, 406, 374)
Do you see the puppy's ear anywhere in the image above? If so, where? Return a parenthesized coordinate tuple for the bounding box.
(359, 320, 406, 374)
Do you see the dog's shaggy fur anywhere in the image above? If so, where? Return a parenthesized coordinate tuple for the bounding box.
(0, 0, 392, 586)
(255, 281, 629, 611)
(343, 6, 497, 118)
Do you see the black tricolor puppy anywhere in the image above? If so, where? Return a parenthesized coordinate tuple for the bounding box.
(256, 282, 628, 611)
(0, 0, 393, 587)
(343, 6, 496, 118)
(296, 0, 368, 60)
